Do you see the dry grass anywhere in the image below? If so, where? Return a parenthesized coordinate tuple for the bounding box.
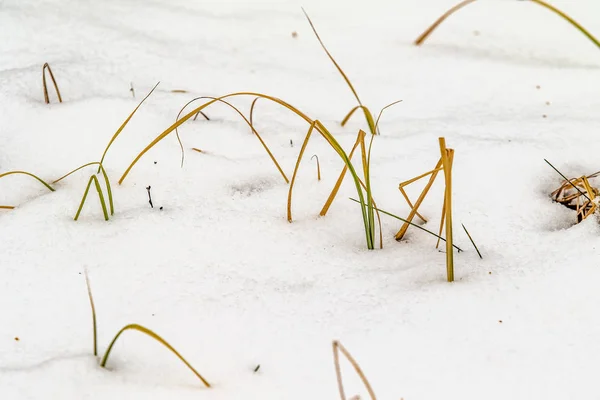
(42, 63, 62, 104)
(415, 0, 600, 49)
(0, 170, 55, 192)
(333, 341, 377, 400)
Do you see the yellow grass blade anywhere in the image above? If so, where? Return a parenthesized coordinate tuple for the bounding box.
(333, 341, 377, 400)
(176, 96, 289, 183)
(414, 0, 477, 45)
(439, 140, 454, 282)
(287, 122, 317, 222)
(0, 170, 55, 192)
(395, 159, 443, 241)
(0, 205, 15, 210)
(42, 63, 63, 104)
(54, 162, 99, 184)
(374, 100, 403, 132)
(119, 92, 316, 185)
(98, 82, 159, 171)
(84, 269, 98, 356)
(100, 323, 211, 388)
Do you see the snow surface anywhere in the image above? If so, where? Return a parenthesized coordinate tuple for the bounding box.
(2, 0, 600, 399)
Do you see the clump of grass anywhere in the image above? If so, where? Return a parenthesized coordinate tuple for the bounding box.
(118, 92, 382, 249)
(332, 340, 377, 400)
(302, 9, 401, 136)
(73, 175, 110, 221)
(84, 272, 211, 387)
(42, 63, 62, 104)
(414, 0, 600, 49)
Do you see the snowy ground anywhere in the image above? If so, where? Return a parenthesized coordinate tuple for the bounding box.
(2, 0, 600, 399)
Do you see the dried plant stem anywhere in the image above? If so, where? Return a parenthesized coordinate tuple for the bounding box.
(0, 205, 15, 210)
(333, 341, 377, 400)
(462, 223, 482, 259)
(84, 269, 98, 356)
(98, 82, 159, 171)
(74, 175, 109, 221)
(100, 323, 211, 388)
(288, 122, 317, 222)
(415, 0, 600, 49)
(42, 63, 63, 104)
(0, 170, 55, 192)
(439, 138, 454, 282)
(311, 155, 321, 181)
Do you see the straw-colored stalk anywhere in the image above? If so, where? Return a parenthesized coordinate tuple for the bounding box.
(311, 155, 321, 181)
(332, 341, 377, 400)
(98, 82, 160, 172)
(74, 175, 110, 221)
(100, 323, 211, 388)
(84, 269, 98, 356)
(54, 162, 114, 217)
(414, 0, 600, 49)
(174, 97, 288, 184)
(0, 170, 55, 192)
(42, 63, 62, 104)
(439, 138, 454, 282)
(0, 205, 15, 210)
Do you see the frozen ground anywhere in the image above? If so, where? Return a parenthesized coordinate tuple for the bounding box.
(1, 0, 600, 399)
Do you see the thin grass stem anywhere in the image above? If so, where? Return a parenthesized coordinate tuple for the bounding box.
(84, 269, 98, 356)
(0, 170, 55, 192)
(42, 63, 63, 104)
(332, 341, 377, 400)
(461, 223, 482, 259)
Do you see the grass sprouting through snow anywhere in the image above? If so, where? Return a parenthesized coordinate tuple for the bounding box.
(414, 0, 600, 49)
(100, 323, 211, 388)
(74, 175, 109, 221)
(333, 340, 377, 400)
(461, 223, 482, 259)
(311, 154, 321, 181)
(42, 63, 63, 104)
(55, 162, 114, 218)
(0, 170, 55, 192)
(84, 269, 98, 356)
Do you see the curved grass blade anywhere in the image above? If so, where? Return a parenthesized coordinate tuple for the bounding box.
(176, 96, 289, 183)
(0, 170, 55, 192)
(54, 162, 100, 184)
(100, 323, 211, 388)
(119, 92, 317, 185)
(42, 63, 63, 104)
(374, 100, 403, 134)
(288, 122, 317, 222)
(84, 269, 98, 356)
(311, 154, 321, 181)
(55, 162, 114, 216)
(461, 223, 482, 259)
(74, 175, 109, 221)
(415, 0, 600, 49)
(249, 97, 260, 127)
(350, 198, 463, 252)
(333, 340, 377, 400)
(98, 82, 159, 171)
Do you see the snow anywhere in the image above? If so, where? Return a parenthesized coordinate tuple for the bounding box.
(1, 0, 600, 398)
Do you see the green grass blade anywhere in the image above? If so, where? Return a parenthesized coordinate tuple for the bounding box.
(349, 198, 463, 252)
(98, 165, 114, 216)
(54, 162, 99, 184)
(0, 170, 55, 192)
(100, 323, 211, 388)
(461, 223, 482, 259)
(84, 269, 98, 356)
(74, 175, 109, 221)
(98, 82, 159, 171)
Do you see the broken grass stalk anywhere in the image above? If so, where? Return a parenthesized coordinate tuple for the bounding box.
(42, 63, 63, 104)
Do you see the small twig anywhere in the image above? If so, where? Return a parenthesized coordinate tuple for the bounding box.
(130, 82, 135, 98)
(461, 223, 482, 259)
(193, 111, 210, 121)
(544, 159, 591, 202)
(253, 364, 261, 373)
(146, 186, 154, 208)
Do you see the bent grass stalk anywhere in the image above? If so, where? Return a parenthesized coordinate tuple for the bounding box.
(415, 0, 600, 49)
(175, 96, 288, 184)
(84, 269, 98, 356)
(42, 63, 62, 104)
(100, 323, 211, 388)
(287, 122, 317, 222)
(333, 341, 377, 400)
(74, 175, 109, 221)
(311, 154, 321, 181)
(55, 162, 114, 216)
(0, 170, 55, 192)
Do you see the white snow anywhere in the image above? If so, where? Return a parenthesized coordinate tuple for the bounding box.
(2, 0, 600, 399)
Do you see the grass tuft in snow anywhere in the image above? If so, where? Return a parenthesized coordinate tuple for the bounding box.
(100, 323, 211, 388)
(414, 0, 600, 50)
(42, 63, 62, 104)
(333, 340, 377, 400)
(74, 175, 110, 221)
(0, 170, 55, 192)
